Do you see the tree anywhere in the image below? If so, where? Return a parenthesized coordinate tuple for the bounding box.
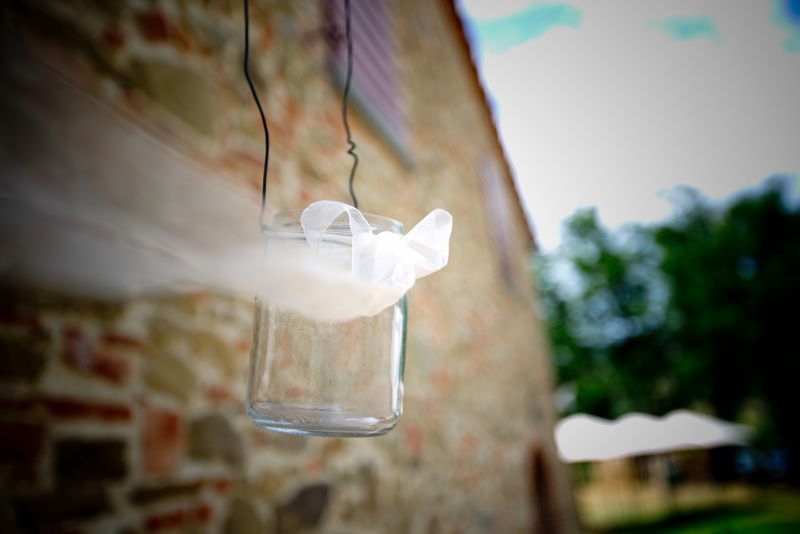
(535, 208, 670, 419)
(655, 179, 800, 480)
(536, 177, 800, 482)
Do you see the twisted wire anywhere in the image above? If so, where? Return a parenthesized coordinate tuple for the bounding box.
(243, 0, 270, 229)
(342, 0, 359, 209)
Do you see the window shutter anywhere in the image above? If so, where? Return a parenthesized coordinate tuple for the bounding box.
(326, 0, 409, 162)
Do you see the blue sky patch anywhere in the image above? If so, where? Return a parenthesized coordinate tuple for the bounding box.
(651, 17, 720, 43)
(474, 3, 583, 54)
(773, 0, 800, 51)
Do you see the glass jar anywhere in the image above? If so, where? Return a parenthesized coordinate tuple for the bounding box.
(246, 210, 407, 437)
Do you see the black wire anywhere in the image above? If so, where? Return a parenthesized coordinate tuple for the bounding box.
(342, 0, 359, 209)
(243, 0, 270, 229)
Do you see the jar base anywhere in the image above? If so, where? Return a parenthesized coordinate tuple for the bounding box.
(247, 401, 399, 437)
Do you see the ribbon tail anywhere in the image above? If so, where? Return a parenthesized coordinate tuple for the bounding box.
(402, 208, 452, 278)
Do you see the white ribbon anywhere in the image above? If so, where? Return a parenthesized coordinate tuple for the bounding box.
(258, 201, 452, 322)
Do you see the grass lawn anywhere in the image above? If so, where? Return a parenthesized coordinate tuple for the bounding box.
(602, 489, 800, 534)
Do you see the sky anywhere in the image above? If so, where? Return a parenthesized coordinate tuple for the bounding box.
(457, 0, 800, 250)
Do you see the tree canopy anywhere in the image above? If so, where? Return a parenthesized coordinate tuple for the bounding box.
(535, 177, 800, 479)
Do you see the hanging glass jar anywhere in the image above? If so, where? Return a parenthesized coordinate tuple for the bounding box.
(246, 209, 407, 437)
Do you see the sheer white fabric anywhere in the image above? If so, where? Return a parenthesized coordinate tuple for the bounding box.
(258, 201, 452, 322)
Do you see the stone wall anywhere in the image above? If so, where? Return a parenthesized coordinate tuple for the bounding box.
(0, 0, 577, 532)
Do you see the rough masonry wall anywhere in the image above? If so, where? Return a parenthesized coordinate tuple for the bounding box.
(1, 0, 575, 532)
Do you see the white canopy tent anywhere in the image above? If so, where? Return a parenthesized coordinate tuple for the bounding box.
(555, 410, 752, 463)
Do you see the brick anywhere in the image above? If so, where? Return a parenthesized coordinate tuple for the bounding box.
(0, 310, 42, 329)
(144, 350, 196, 403)
(404, 422, 423, 460)
(192, 503, 212, 523)
(101, 331, 143, 349)
(225, 498, 261, 534)
(144, 503, 211, 532)
(142, 409, 183, 476)
(277, 483, 331, 532)
(61, 328, 130, 384)
(13, 486, 111, 529)
(129, 482, 202, 505)
(204, 384, 233, 404)
(212, 477, 232, 494)
(192, 332, 237, 380)
(128, 59, 218, 138)
(45, 396, 132, 421)
(83, 0, 126, 17)
(0, 395, 131, 422)
(188, 413, 243, 466)
(0, 421, 46, 484)
(101, 25, 126, 49)
(135, 10, 170, 41)
(145, 508, 185, 532)
(0, 325, 50, 384)
(55, 439, 128, 484)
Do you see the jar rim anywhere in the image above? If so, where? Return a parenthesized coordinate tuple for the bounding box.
(267, 208, 404, 235)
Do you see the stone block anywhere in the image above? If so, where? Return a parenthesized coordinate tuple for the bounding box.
(189, 413, 243, 466)
(192, 331, 238, 380)
(142, 409, 184, 476)
(225, 497, 261, 534)
(130, 481, 203, 505)
(277, 483, 331, 533)
(144, 349, 196, 403)
(12, 486, 111, 529)
(54, 439, 128, 484)
(84, 0, 126, 18)
(129, 58, 219, 138)
(0, 325, 50, 384)
(0, 421, 46, 485)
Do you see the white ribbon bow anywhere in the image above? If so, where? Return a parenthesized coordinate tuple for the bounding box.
(259, 201, 452, 322)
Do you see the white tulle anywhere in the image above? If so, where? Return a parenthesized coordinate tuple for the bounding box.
(257, 201, 452, 322)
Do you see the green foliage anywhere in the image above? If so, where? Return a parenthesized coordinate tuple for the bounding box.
(535, 177, 800, 473)
(535, 208, 670, 418)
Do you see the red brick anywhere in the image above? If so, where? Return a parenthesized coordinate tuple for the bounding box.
(142, 409, 183, 476)
(62, 328, 130, 384)
(235, 338, 251, 353)
(145, 508, 186, 532)
(135, 10, 170, 41)
(45, 396, 132, 422)
(404, 422, 422, 459)
(101, 25, 126, 49)
(101, 331, 143, 348)
(0, 394, 131, 422)
(191, 503, 212, 523)
(211, 477, 232, 494)
(459, 432, 479, 454)
(144, 503, 211, 531)
(90, 352, 130, 382)
(204, 385, 232, 404)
